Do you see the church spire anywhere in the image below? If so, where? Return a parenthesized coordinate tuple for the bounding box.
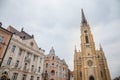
(74, 45, 77, 52)
(49, 46, 55, 55)
(81, 9, 87, 24)
(99, 44, 103, 51)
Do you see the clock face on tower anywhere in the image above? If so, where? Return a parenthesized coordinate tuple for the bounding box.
(87, 60, 93, 66)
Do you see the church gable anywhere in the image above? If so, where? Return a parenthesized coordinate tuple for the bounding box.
(7, 26, 33, 40)
(96, 50, 105, 59)
(24, 38, 39, 50)
(7, 26, 40, 50)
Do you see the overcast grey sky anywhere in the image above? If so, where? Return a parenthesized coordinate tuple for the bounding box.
(0, 0, 120, 79)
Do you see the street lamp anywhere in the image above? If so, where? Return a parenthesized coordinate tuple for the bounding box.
(42, 71, 48, 80)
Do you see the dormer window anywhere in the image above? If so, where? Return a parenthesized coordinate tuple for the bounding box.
(30, 42, 34, 46)
(13, 32, 16, 34)
(23, 36, 25, 39)
(84, 30, 87, 33)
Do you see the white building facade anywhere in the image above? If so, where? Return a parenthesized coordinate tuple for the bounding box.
(0, 26, 45, 80)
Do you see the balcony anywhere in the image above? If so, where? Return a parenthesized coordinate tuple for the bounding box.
(14, 66, 22, 70)
(23, 68, 29, 73)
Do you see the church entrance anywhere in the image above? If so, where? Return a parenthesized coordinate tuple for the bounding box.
(89, 76, 94, 80)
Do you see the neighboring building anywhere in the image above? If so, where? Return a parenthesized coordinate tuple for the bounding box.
(0, 26, 45, 80)
(74, 9, 111, 80)
(113, 76, 120, 80)
(69, 71, 74, 80)
(0, 22, 13, 66)
(68, 69, 71, 80)
(68, 69, 74, 80)
(43, 47, 69, 80)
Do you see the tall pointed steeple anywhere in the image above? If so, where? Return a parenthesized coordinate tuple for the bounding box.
(74, 9, 111, 80)
(81, 9, 87, 24)
(74, 45, 77, 52)
(49, 46, 55, 55)
(99, 44, 103, 51)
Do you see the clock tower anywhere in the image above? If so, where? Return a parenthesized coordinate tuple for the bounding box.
(74, 9, 111, 80)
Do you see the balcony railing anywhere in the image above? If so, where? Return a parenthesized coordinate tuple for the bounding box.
(23, 68, 29, 72)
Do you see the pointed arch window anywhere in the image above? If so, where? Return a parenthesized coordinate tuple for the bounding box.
(80, 71, 82, 80)
(84, 30, 87, 33)
(80, 72, 82, 77)
(85, 35, 89, 43)
(52, 56, 54, 60)
(101, 71, 103, 77)
(89, 76, 94, 80)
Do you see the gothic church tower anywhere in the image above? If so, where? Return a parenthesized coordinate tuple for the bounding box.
(74, 9, 111, 80)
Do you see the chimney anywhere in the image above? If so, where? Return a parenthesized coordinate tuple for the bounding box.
(32, 34, 34, 38)
(21, 27, 24, 32)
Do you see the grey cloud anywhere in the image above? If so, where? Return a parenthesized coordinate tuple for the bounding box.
(0, 0, 120, 79)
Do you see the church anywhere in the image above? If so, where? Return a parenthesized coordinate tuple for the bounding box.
(74, 9, 111, 80)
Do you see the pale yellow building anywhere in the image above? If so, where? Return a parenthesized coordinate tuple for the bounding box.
(74, 9, 111, 80)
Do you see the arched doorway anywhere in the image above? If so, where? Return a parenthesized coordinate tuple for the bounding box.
(89, 76, 94, 80)
(51, 70, 55, 76)
(0, 71, 10, 80)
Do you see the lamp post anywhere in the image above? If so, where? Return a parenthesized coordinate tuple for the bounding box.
(42, 71, 48, 80)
